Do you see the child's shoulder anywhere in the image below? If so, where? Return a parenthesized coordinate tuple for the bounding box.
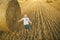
(23, 17, 29, 18)
(26, 17, 29, 18)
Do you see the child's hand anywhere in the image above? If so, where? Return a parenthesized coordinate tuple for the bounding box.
(29, 20, 32, 25)
(17, 21, 20, 23)
(17, 19, 23, 23)
(30, 22, 32, 24)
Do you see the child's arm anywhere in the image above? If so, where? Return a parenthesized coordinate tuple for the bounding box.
(17, 18, 23, 22)
(29, 20, 32, 24)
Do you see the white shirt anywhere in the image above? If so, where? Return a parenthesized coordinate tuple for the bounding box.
(21, 17, 29, 25)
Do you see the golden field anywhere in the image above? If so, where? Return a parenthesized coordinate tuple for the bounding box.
(0, 0, 60, 40)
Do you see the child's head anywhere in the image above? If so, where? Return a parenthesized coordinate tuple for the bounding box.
(23, 14, 27, 17)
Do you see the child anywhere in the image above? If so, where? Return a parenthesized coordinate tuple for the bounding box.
(18, 14, 32, 32)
